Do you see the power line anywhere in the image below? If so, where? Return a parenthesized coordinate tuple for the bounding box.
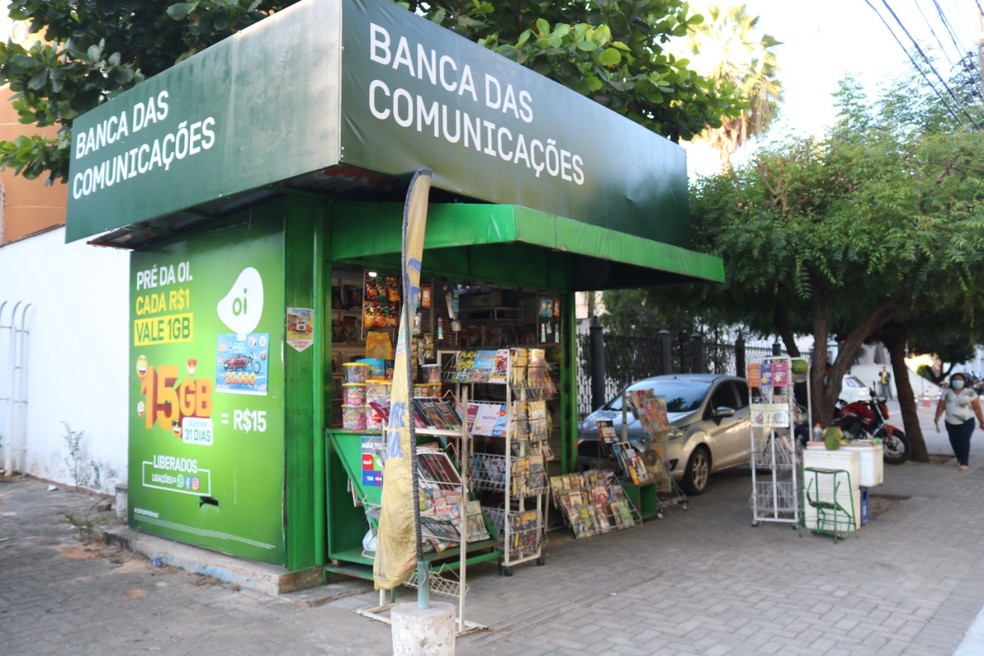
(878, 0, 980, 128)
(931, 0, 963, 57)
(863, 0, 968, 126)
(912, 0, 957, 66)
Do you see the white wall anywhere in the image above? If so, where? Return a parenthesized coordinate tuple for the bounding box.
(0, 228, 129, 491)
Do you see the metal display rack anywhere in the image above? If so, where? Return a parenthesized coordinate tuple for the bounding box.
(333, 387, 496, 636)
(748, 356, 807, 526)
(621, 389, 687, 514)
(450, 348, 550, 575)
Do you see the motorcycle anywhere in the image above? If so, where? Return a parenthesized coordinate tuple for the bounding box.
(832, 397, 911, 465)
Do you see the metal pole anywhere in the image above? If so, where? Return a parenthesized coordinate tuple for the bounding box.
(5, 302, 22, 477)
(658, 329, 672, 375)
(736, 334, 746, 378)
(14, 304, 31, 473)
(589, 316, 606, 411)
(690, 333, 704, 374)
(457, 386, 469, 634)
(401, 195, 428, 611)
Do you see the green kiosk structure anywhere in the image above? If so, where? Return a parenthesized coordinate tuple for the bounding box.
(66, 0, 724, 585)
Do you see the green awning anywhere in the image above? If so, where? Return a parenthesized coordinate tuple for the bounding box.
(329, 202, 724, 292)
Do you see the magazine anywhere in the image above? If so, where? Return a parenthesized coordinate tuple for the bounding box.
(488, 348, 510, 384)
(627, 389, 670, 441)
(468, 402, 508, 437)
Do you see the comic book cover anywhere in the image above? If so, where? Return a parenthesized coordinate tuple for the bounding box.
(747, 362, 761, 388)
(489, 349, 510, 384)
(771, 359, 790, 387)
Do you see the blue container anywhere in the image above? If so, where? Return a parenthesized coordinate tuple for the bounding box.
(860, 487, 870, 525)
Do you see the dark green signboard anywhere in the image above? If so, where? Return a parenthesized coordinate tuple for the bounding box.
(67, 0, 691, 248)
(128, 218, 286, 563)
(340, 0, 690, 245)
(65, 0, 342, 243)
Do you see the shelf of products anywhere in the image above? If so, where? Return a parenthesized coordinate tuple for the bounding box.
(326, 270, 567, 582)
(748, 356, 805, 526)
(449, 346, 553, 572)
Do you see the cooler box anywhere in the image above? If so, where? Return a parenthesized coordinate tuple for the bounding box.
(841, 443, 884, 487)
(802, 448, 861, 530)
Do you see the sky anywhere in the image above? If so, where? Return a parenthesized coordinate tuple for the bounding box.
(684, 0, 983, 174)
(746, 0, 980, 132)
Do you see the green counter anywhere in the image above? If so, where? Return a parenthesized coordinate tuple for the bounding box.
(325, 430, 501, 580)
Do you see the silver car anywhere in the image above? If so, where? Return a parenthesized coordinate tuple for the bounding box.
(576, 374, 753, 495)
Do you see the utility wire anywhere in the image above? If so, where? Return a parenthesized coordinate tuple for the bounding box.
(880, 0, 980, 128)
(863, 0, 968, 126)
(931, 0, 964, 57)
(912, 0, 957, 66)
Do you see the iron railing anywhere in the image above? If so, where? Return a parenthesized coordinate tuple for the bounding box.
(575, 324, 808, 419)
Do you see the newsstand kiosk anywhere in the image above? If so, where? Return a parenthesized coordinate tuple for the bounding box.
(65, 0, 724, 586)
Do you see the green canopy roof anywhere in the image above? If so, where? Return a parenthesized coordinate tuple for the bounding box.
(330, 202, 723, 291)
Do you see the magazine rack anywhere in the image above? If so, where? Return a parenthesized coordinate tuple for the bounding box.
(622, 389, 687, 513)
(748, 356, 806, 526)
(450, 348, 551, 575)
(549, 469, 640, 536)
(324, 384, 501, 585)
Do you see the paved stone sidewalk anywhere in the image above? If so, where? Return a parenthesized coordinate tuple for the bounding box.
(2, 399, 982, 655)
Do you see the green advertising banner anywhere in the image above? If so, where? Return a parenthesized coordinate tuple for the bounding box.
(65, 0, 342, 243)
(67, 0, 692, 250)
(128, 218, 286, 563)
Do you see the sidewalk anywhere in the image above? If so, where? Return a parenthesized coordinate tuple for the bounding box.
(2, 400, 983, 655)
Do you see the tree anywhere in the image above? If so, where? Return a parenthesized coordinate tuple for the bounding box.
(0, 0, 744, 184)
(682, 74, 984, 460)
(678, 2, 782, 171)
(0, 0, 294, 182)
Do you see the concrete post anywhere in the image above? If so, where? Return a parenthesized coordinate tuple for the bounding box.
(391, 601, 456, 656)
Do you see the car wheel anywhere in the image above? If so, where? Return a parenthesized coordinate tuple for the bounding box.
(682, 445, 711, 496)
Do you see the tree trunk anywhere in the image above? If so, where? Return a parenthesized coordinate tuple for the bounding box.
(809, 290, 834, 425)
(774, 299, 801, 358)
(883, 329, 929, 462)
(810, 289, 898, 425)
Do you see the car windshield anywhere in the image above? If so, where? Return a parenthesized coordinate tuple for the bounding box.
(844, 376, 865, 388)
(605, 379, 711, 414)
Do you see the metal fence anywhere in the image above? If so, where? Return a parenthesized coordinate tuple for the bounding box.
(575, 324, 790, 419)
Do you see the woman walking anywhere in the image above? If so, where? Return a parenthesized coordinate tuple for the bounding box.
(934, 372, 984, 471)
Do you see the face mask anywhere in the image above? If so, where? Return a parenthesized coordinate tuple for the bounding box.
(952, 380, 965, 389)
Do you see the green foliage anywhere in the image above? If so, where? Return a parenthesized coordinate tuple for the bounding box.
(410, 1, 742, 140)
(0, 0, 743, 183)
(62, 422, 101, 491)
(0, 0, 297, 183)
(682, 71, 984, 419)
(915, 364, 934, 381)
(680, 2, 783, 169)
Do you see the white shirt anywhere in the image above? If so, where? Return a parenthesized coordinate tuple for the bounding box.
(943, 388, 978, 424)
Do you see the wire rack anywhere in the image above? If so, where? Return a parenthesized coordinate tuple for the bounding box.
(749, 480, 799, 518)
(481, 506, 544, 559)
(483, 506, 506, 536)
(404, 569, 467, 599)
(469, 453, 508, 491)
